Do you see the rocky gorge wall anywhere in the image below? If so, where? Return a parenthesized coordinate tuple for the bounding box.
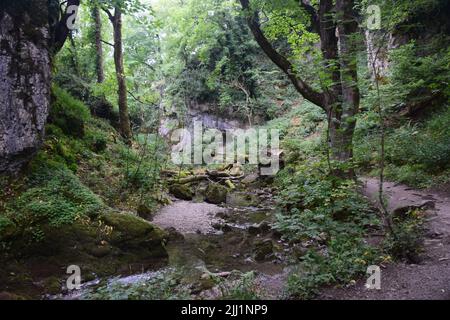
(159, 101, 255, 140)
(0, 1, 52, 174)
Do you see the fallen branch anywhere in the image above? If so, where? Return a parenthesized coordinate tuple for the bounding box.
(169, 175, 208, 184)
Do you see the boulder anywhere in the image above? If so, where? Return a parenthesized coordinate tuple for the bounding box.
(165, 227, 185, 242)
(247, 221, 271, 236)
(241, 173, 259, 185)
(392, 200, 435, 219)
(205, 183, 228, 204)
(0, 212, 169, 298)
(0, 5, 52, 174)
(137, 203, 153, 220)
(169, 184, 194, 200)
(100, 212, 167, 258)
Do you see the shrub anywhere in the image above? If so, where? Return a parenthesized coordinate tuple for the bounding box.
(218, 272, 260, 300)
(287, 235, 378, 299)
(273, 161, 381, 298)
(50, 85, 91, 138)
(5, 162, 104, 242)
(384, 209, 426, 262)
(0, 216, 16, 241)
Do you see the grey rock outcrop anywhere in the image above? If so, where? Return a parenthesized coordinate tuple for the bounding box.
(0, 2, 52, 174)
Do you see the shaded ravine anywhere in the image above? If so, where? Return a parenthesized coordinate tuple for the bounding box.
(54, 189, 291, 300)
(319, 178, 450, 300)
(50, 177, 450, 300)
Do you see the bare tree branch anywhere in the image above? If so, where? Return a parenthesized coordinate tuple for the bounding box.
(101, 39, 115, 47)
(53, 0, 81, 53)
(101, 6, 115, 23)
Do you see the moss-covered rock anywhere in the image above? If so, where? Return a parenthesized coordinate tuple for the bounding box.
(169, 184, 194, 200)
(205, 183, 228, 204)
(224, 179, 235, 190)
(0, 291, 26, 300)
(137, 203, 154, 220)
(0, 212, 169, 298)
(100, 212, 167, 255)
(49, 86, 91, 138)
(226, 192, 258, 207)
(0, 216, 17, 240)
(253, 239, 274, 261)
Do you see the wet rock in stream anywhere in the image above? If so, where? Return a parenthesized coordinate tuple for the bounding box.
(165, 227, 185, 242)
(169, 184, 194, 201)
(212, 222, 233, 233)
(205, 183, 228, 204)
(248, 221, 272, 236)
(253, 239, 274, 262)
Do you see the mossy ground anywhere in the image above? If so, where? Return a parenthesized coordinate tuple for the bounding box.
(0, 88, 169, 299)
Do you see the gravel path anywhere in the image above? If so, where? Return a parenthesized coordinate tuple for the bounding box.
(152, 201, 226, 234)
(319, 178, 450, 300)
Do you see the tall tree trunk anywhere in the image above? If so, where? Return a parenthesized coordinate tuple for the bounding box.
(332, 0, 360, 177)
(92, 5, 104, 83)
(112, 8, 132, 144)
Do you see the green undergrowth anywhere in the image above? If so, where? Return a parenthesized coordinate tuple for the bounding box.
(270, 105, 430, 299)
(0, 86, 167, 248)
(273, 160, 383, 299)
(355, 106, 450, 188)
(268, 98, 438, 298)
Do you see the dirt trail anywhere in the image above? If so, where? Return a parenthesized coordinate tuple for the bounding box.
(320, 178, 450, 300)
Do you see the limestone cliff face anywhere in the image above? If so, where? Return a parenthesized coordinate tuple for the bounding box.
(159, 101, 254, 139)
(0, 2, 52, 174)
(365, 0, 450, 79)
